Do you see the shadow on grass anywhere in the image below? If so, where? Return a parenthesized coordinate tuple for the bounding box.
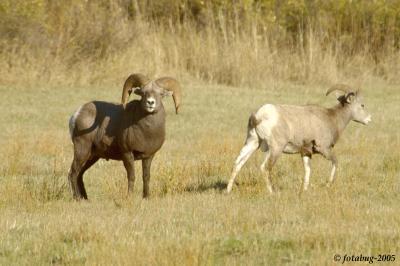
(184, 180, 227, 193)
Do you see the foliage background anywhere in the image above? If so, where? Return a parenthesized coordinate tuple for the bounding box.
(1, 0, 400, 87)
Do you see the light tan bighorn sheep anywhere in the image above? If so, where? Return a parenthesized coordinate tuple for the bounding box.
(227, 84, 371, 193)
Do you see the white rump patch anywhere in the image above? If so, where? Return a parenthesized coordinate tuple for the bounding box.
(254, 104, 279, 140)
(69, 105, 83, 138)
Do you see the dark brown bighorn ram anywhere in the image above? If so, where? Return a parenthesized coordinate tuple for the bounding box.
(68, 73, 182, 200)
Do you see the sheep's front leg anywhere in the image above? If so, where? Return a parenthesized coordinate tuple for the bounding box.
(320, 149, 337, 187)
(326, 153, 338, 187)
(122, 152, 135, 194)
(142, 155, 154, 198)
(301, 156, 311, 191)
(227, 139, 259, 193)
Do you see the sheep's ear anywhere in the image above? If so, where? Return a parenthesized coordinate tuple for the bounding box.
(337, 92, 355, 104)
(133, 87, 143, 96)
(345, 92, 355, 103)
(337, 95, 347, 105)
(161, 89, 173, 97)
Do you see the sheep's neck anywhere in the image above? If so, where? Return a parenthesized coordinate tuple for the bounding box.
(121, 107, 166, 154)
(330, 104, 352, 143)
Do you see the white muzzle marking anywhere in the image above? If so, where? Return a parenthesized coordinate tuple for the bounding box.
(146, 97, 156, 112)
(364, 115, 372, 125)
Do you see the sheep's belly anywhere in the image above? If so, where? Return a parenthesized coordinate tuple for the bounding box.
(283, 143, 300, 154)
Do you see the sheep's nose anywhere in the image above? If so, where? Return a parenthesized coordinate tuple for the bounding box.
(147, 99, 155, 105)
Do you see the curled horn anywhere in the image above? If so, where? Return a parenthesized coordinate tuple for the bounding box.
(155, 77, 182, 114)
(121, 73, 150, 108)
(326, 84, 353, 96)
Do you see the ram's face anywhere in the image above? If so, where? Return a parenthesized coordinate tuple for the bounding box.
(135, 83, 171, 113)
(346, 92, 372, 125)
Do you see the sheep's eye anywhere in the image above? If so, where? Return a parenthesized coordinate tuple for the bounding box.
(361, 104, 365, 108)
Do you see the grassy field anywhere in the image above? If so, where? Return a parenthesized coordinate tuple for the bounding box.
(0, 80, 399, 265)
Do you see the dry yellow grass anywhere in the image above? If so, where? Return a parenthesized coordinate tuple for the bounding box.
(0, 80, 399, 265)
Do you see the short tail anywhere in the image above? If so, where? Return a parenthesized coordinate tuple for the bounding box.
(249, 113, 261, 128)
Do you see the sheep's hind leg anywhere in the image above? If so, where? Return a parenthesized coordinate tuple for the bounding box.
(260, 151, 273, 193)
(68, 150, 91, 200)
(262, 148, 282, 194)
(122, 152, 136, 195)
(76, 157, 99, 199)
(227, 139, 259, 193)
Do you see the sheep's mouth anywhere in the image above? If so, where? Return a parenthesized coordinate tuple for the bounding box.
(363, 118, 372, 125)
(355, 116, 372, 125)
(145, 106, 156, 112)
